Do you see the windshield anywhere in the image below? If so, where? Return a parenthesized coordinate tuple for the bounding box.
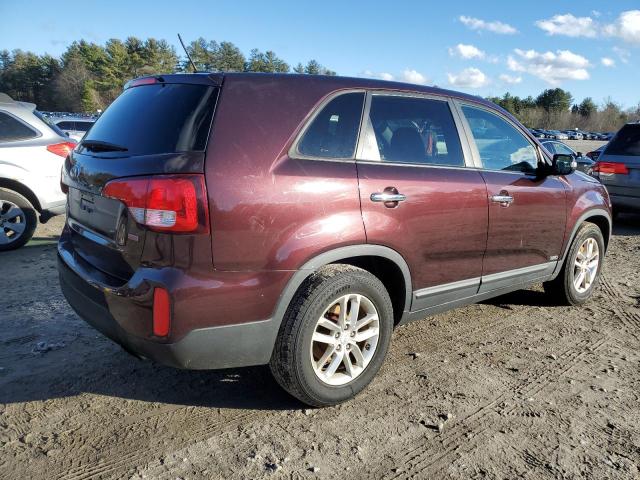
(81, 83, 218, 156)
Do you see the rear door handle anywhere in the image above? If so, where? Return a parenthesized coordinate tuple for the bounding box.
(490, 194, 514, 206)
(370, 192, 407, 203)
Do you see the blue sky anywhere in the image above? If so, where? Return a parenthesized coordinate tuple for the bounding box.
(1, 0, 639, 107)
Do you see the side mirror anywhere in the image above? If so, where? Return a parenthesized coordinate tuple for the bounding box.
(552, 154, 577, 175)
(65, 132, 70, 137)
(576, 151, 583, 157)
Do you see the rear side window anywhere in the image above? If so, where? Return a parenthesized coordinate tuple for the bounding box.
(0, 111, 38, 142)
(56, 121, 74, 130)
(606, 125, 640, 156)
(297, 92, 365, 159)
(362, 95, 464, 166)
(82, 83, 218, 156)
(462, 105, 538, 173)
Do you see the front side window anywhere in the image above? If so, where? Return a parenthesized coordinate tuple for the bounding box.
(361, 95, 464, 166)
(297, 92, 365, 159)
(462, 105, 538, 173)
(0, 111, 38, 142)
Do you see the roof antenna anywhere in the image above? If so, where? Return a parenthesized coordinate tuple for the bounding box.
(178, 33, 198, 73)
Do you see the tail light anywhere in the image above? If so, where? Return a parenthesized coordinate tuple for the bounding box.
(47, 142, 76, 158)
(152, 287, 171, 337)
(592, 162, 629, 175)
(103, 174, 210, 233)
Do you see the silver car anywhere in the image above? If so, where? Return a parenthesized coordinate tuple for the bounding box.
(592, 123, 640, 215)
(0, 93, 75, 250)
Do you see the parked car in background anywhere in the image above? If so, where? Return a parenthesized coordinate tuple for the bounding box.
(0, 93, 75, 250)
(563, 130, 583, 140)
(53, 116, 95, 142)
(547, 130, 569, 140)
(58, 73, 612, 406)
(540, 140, 594, 174)
(592, 123, 640, 215)
(529, 128, 546, 139)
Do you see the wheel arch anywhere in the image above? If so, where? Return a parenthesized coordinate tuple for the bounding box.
(0, 178, 42, 212)
(561, 208, 612, 263)
(271, 245, 413, 329)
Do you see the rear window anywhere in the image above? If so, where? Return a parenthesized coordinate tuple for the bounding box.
(606, 124, 640, 156)
(82, 83, 218, 156)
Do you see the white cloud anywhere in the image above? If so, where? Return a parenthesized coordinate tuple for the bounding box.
(612, 46, 631, 64)
(362, 70, 395, 81)
(447, 67, 490, 88)
(591, 10, 602, 18)
(604, 10, 640, 44)
(459, 16, 518, 34)
(401, 69, 429, 84)
(534, 10, 640, 44)
(535, 14, 596, 38)
(507, 48, 591, 85)
(499, 73, 522, 84)
(601, 57, 615, 67)
(449, 43, 485, 59)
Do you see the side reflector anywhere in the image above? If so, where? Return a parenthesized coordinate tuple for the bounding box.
(153, 288, 171, 337)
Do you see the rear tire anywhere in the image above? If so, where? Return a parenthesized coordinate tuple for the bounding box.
(543, 223, 605, 305)
(0, 188, 37, 251)
(270, 265, 394, 407)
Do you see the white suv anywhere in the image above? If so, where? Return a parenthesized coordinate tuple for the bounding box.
(0, 93, 75, 250)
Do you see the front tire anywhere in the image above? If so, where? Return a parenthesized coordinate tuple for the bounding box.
(270, 265, 394, 407)
(543, 223, 605, 305)
(0, 188, 37, 251)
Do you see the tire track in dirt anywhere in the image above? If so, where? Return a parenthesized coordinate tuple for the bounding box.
(379, 335, 606, 479)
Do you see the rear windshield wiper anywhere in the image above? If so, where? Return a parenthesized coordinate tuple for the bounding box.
(80, 140, 128, 152)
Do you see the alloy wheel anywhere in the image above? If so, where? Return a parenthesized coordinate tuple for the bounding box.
(309, 293, 380, 386)
(573, 237, 600, 293)
(0, 200, 27, 246)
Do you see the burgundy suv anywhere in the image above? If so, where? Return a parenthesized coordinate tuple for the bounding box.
(58, 73, 611, 406)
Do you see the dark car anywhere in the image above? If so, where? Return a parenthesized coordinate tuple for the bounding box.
(540, 140, 594, 174)
(586, 144, 607, 161)
(592, 123, 640, 215)
(58, 73, 612, 406)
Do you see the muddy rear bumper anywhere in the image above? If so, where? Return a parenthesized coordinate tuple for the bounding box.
(57, 249, 279, 370)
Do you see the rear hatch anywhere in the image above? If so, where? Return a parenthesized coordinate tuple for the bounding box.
(595, 124, 640, 194)
(62, 75, 220, 282)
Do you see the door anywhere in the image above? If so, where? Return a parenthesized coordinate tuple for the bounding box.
(457, 103, 567, 292)
(356, 93, 488, 310)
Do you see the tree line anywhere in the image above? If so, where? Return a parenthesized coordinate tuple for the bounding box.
(487, 88, 640, 132)
(0, 37, 335, 112)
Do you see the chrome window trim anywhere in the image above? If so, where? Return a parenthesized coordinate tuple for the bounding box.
(452, 99, 545, 174)
(355, 90, 473, 169)
(288, 89, 367, 163)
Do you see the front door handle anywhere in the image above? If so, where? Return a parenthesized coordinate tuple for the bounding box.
(370, 192, 407, 203)
(490, 194, 514, 206)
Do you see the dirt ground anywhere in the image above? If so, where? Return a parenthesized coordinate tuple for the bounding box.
(1, 181, 639, 479)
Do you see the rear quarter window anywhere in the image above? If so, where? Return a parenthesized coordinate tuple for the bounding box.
(82, 83, 218, 156)
(296, 92, 365, 159)
(606, 125, 640, 156)
(0, 111, 39, 142)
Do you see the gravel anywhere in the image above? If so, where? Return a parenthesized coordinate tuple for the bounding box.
(1, 212, 639, 479)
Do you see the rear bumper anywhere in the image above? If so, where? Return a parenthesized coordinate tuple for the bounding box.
(57, 232, 282, 370)
(609, 192, 640, 212)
